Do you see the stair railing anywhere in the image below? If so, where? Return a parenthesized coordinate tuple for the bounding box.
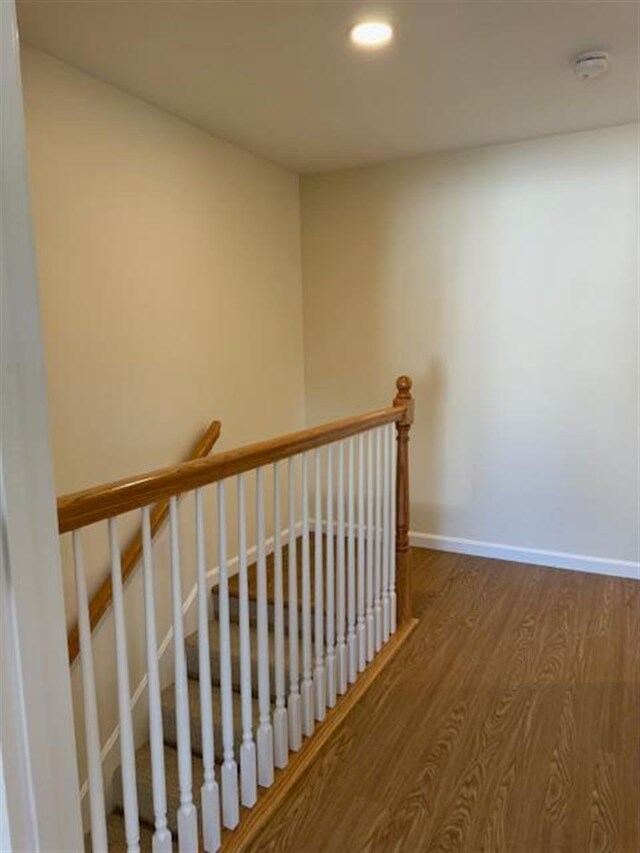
(57, 376, 414, 852)
(66, 419, 222, 665)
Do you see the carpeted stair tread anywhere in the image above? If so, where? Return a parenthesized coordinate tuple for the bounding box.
(225, 535, 335, 613)
(114, 742, 204, 836)
(84, 810, 161, 852)
(161, 677, 259, 760)
(184, 618, 286, 696)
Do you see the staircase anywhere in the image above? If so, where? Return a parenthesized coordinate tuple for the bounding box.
(63, 376, 415, 853)
(108, 544, 301, 850)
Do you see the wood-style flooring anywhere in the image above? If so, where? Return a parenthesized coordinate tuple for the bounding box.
(248, 548, 640, 853)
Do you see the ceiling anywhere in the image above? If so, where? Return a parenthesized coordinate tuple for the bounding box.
(17, 0, 640, 175)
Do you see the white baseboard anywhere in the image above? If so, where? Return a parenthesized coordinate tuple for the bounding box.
(410, 531, 639, 580)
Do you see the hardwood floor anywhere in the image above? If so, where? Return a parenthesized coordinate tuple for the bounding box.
(247, 549, 640, 853)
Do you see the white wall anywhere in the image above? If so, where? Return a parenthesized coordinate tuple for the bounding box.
(301, 124, 639, 570)
(1, 9, 82, 846)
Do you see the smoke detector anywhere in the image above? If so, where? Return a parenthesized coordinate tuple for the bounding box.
(574, 50, 610, 80)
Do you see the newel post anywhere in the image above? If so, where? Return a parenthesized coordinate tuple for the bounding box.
(393, 375, 414, 624)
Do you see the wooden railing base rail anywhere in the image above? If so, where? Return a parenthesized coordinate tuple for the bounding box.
(67, 420, 221, 664)
(223, 617, 419, 852)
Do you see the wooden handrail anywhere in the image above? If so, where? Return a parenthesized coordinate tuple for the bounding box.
(58, 406, 406, 535)
(66, 420, 221, 664)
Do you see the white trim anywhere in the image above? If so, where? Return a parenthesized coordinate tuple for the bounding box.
(79, 522, 302, 807)
(1, 4, 84, 848)
(410, 531, 639, 580)
(0, 749, 13, 853)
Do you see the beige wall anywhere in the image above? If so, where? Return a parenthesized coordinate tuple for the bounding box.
(23, 46, 305, 497)
(23, 44, 306, 597)
(21, 45, 306, 798)
(301, 124, 639, 565)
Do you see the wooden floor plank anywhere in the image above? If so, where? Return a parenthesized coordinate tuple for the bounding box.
(248, 550, 640, 853)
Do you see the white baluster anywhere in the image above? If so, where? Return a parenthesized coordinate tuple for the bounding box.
(347, 437, 357, 683)
(356, 433, 366, 672)
(287, 457, 302, 750)
(72, 532, 108, 853)
(313, 448, 326, 720)
(195, 492, 221, 851)
(365, 431, 375, 662)
(168, 499, 198, 851)
(108, 519, 140, 853)
(336, 441, 347, 695)
(255, 467, 274, 787)
(300, 452, 315, 735)
(325, 444, 337, 708)
(236, 475, 257, 807)
(216, 482, 239, 829)
(272, 462, 289, 767)
(374, 428, 383, 651)
(390, 423, 398, 635)
(382, 424, 391, 643)
(141, 509, 172, 853)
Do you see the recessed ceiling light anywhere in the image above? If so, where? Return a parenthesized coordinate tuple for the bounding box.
(350, 21, 394, 49)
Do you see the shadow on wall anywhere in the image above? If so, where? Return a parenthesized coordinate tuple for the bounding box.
(411, 359, 446, 537)
(304, 127, 640, 564)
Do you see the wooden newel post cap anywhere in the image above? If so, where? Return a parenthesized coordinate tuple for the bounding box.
(396, 375, 412, 397)
(393, 375, 414, 425)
